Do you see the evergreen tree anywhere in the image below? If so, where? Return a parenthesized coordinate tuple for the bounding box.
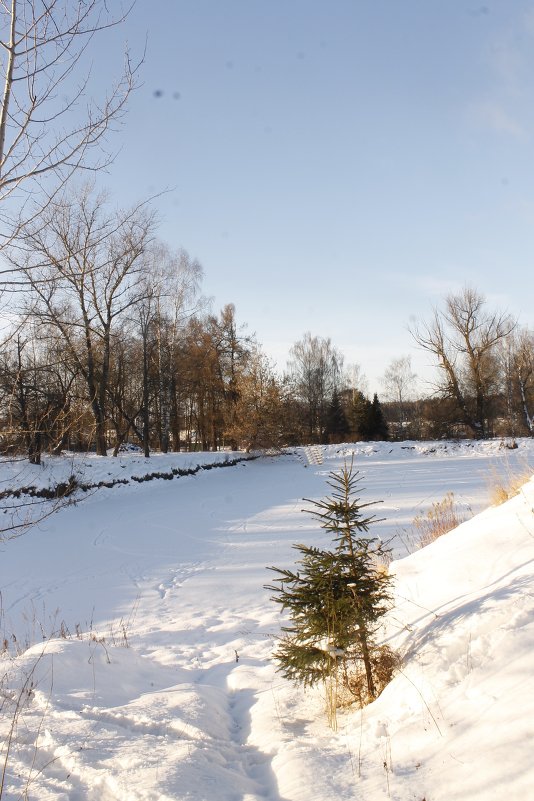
(369, 393, 389, 440)
(326, 389, 350, 443)
(266, 461, 394, 719)
(348, 390, 373, 440)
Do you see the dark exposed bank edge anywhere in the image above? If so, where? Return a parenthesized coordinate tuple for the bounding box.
(0, 455, 260, 502)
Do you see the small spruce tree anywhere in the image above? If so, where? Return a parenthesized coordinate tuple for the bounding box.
(266, 460, 394, 721)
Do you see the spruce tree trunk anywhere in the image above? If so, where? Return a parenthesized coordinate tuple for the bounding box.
(357, 621, 375, 699)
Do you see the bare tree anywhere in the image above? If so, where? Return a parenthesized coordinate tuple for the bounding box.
(135, 287, 155, 458)
(345, 363, 368, 398)
(412, 286, 515, 438)
(93, 245, 204, 458)
(513, 328, 534, 434)
(499, 327, 534, 435)
(287, 332, 344, 443)
(147, 245, 204, 452)
(0, 0, 138, 252)
(381, 355, 417, 427)
(106, 325, 144, 454)
(381, 356, 417, 405)
(10, 185, 156, 456)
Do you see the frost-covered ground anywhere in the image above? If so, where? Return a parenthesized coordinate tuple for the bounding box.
(1, 439, 534, 800)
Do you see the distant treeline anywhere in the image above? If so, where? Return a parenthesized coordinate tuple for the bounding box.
(1, 191, 532, 462)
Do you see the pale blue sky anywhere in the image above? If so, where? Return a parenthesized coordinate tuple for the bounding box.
(97, 1, 534, 393)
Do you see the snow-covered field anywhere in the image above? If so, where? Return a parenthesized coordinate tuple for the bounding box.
(1, 439, 534, 800)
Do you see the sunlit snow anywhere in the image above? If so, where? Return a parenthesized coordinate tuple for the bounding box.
(1, 440, 533, 800)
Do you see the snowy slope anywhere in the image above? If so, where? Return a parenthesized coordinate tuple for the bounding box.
(1, 440, 533, 800)
(366, 478, 534, 801)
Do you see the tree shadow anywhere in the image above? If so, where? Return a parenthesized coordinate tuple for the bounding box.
(399, 570, 534, 661)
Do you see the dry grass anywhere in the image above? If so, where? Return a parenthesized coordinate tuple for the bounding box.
(413, 492, 468, 548)
(339, 645, 401, 709)
(320, 644, 401, 727)
(488, 458, 534, 506)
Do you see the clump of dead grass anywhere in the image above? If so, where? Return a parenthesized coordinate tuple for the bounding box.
(413, 492, 467, 548)
(337, 645, 401, 709)
(488, 458, 533, 506)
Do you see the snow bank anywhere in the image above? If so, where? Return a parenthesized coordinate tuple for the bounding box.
(1, 442, 533, 799)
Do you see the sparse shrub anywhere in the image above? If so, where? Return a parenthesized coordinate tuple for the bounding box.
(412, 492, 467, 547)
(266, 461, 396, 727)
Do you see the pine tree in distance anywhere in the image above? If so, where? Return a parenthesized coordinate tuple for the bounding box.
(325, 389, 350, 443)
(370, 393, 389, 441)
(266, 459, 396, 725)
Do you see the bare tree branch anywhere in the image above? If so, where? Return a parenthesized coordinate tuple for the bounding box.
(0, 0, 140, 249)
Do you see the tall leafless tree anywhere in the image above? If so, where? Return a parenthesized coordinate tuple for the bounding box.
(287, 332, 344, 443)
(513, 328, 534, 434)
(381, 355, 417, 427)
(499, 328, 534, 435)
(412, 286, 515, 438)
(144, 245, 204, 452)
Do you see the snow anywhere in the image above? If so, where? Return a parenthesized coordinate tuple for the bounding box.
(1, 439, 534, 800)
